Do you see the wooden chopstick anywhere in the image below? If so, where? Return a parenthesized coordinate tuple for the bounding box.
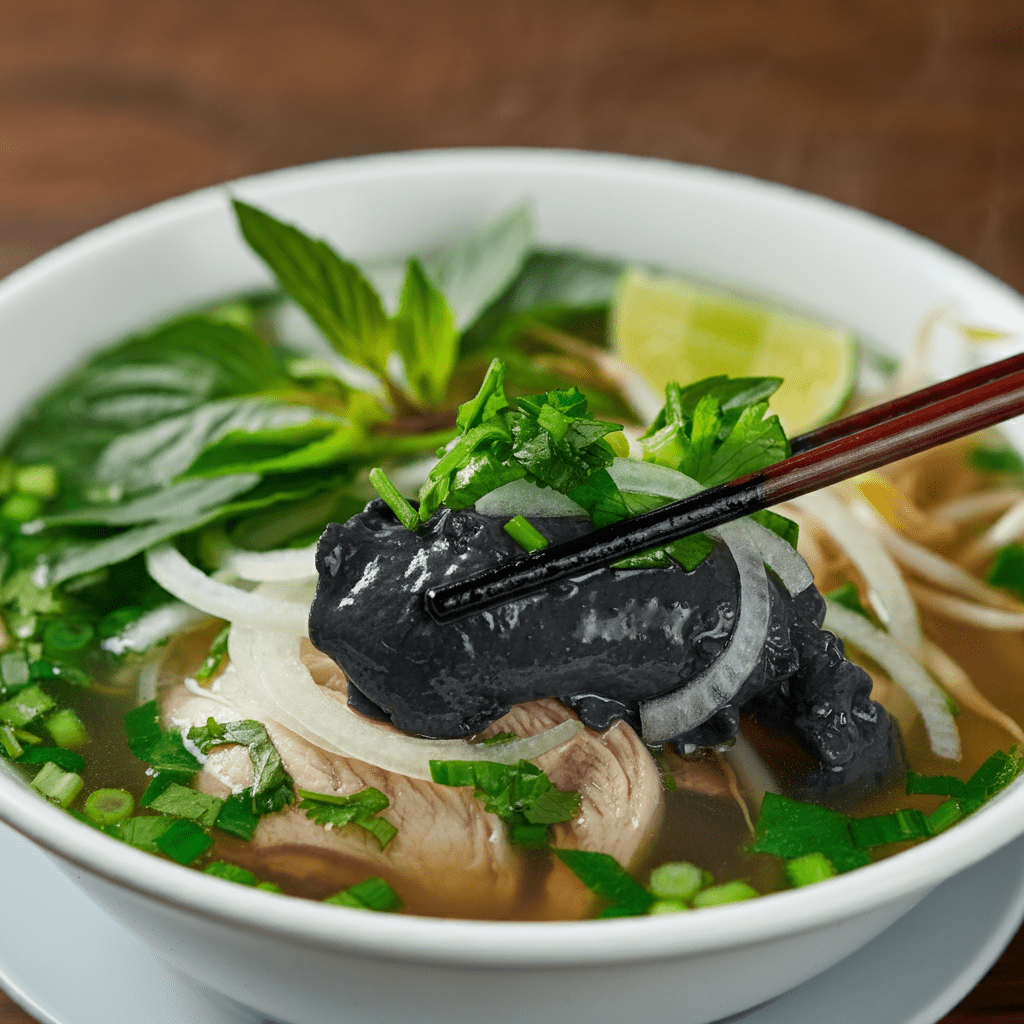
(789, 350, 1024, 454)
(423, 359, 1024, 624)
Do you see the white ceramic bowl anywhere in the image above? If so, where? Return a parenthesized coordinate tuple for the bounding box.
(1, 149, 1023, 1024)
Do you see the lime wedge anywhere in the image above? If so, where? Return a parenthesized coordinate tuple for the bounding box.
(611, 268, 858, 435)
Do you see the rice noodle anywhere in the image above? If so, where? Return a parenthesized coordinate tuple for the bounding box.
(908, 583, 1024, 631)
(145, 544, 311, 636)
(919, 639, 1024, 743)
(823, 601, 960, 760)
(227, 620, 581, 780)
(850, 498, 1018, 608)
(791, 490, 923, 655)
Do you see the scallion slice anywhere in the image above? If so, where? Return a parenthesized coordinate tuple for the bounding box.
(31, 762, 83, 808)
(503, 515, 549, 552)
(368, 468, 420, 532)
(84, 788, 134, 826)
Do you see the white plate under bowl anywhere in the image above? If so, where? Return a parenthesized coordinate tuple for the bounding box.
(0, 822, 1021, 1024)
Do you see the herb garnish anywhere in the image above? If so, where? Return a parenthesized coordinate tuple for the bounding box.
(296, 786, 398, 850)
(187, 717, 295, 814)
(429, 758, 581, 848)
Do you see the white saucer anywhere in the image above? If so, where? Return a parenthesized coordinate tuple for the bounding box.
(0, 821, 1021, 1024)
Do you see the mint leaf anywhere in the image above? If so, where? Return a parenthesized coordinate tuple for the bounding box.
(420, 203, 534, 330)
(233, 200, 393, 376)
(392, 259, 459, 408)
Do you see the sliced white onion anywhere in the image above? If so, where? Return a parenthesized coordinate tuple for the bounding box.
(909, 583, 1024, 631)
(102, 601, 211, 655)
(145, 544, 311, 636)
(227, 622, 581, 780)
(824, 601, 960, 760)
(640, 517, 771, 742)
(748, 520, 814, 595)
(220, 543, 318, 582)
(931, 487, 1024, 525)
(919, 639, 1024, 743)
(792, 490, 923, 655)
(475, 478, 588, 518)
(850, 498, 1017, 607)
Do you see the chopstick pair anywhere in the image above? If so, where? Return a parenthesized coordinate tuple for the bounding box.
(423, 351, 1024, 624)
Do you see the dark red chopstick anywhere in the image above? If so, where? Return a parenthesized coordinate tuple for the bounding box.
(423, 360, 1024, 624)
(789, 350, 1024, 454)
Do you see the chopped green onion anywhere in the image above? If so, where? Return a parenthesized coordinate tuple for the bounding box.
(691, 881, 759, 907)
(155, 819, 213, 865)
(0, 684, 55, 727)
(785, 852, 837, 887)
(324, 876, 403, 912)
(194, 625, 230, 683)
(205, 861, 259, 886)
(30, 660, 89, 687)
(849, 809, 929, 848)
(926, 799, 963, 836)
(43, 619, 95, 655)
(256, 881, 283, 893)
(0, 724, 23, 759)
(84, 788, 134, 826)
(17, 746, 86, 774)
(0, 650, 30, 689)
(31, 761, 83, 808)
(648, 861, 708, 903)
(750, 792, 870, 872)
(14, 464, 58, 499)
(368, 468, 419, 532)
(647, 898, 689, 915)
(503, 515, 549, 552)
(45, 708, 90, 749)
(1, 493, 42, 523)
(906, 772, 966, 799)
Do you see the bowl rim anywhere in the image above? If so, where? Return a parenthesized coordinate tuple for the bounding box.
(1, 146, 1023, 969)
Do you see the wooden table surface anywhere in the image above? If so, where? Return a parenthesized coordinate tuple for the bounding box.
(1, 1, 1023, 1021)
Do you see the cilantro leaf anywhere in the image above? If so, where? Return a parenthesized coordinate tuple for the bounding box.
(552, 848, 654, 916)
(188, 718, 294, 814)
(749, 792, 870, 873)
(429, 758, 581, 847)
(124, 701, 202, 775)
(297, 787, 398, 850)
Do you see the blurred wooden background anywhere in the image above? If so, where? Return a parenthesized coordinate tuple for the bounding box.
(1, 1, 1023, 1021)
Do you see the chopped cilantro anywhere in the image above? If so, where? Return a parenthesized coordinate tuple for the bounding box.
(146, 782, 225, 829)
(124, 700, 202, 774)
(193, 625, 230, 684)
(215, 788, 262, 841)
(0, 684, 55, 727)
(155, 818, 213, 865)
(429, 758, 581, 848)
(324, 877, 403, 912)
(205, 861, 259, 886)
(187, 718, 294, 814)
(552, 848, 653, 917)
(749, 792, 870, 873)
(113, 816, 176, 853)
(297, 787, 398, 850)
(986, 543, 1024, 602)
